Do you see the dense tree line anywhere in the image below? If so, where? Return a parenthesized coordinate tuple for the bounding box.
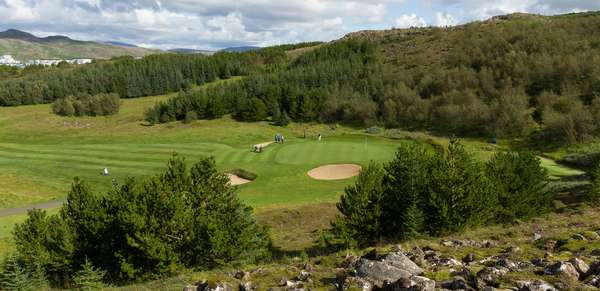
(2, 154, 270, 287)
(146, 40, 383, 125)
(0, 47, 297, 106)
(332, 141, 554, 247)
(52, 93, 120, 116)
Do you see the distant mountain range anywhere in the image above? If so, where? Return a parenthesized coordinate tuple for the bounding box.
(0, 29, 159, 61)
(102, 41, 139, 48)
(0, 29, 263, 61)
(167, 48, 215, 55)
(221, 46, 261, 52)
(167, 46, 262, 56)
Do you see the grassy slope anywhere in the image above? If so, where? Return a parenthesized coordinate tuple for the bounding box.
(0, 38, 158, 61)
(113, 205, 600, 290)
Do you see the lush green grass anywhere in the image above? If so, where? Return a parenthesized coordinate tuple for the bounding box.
(0, 104, 401, 210)
(539, 157, 586, 178)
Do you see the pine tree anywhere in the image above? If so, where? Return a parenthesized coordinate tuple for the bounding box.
(383, 143, 430, 239)
(333, 163, 386, 247)
(73, 258, 106, 291)
(590, 163, 600, 203)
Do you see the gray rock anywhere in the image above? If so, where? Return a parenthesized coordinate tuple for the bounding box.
(381, 275, 435, 291)
(440, 276, 469, 290)
(355, 258, 412, 286)
(476, 266, 509, 285)
(233, 270, 247, 280)
(277, 278, 288, 287)
(462, 253, 476, 264)
(530, 258, 546, 267)
(533, 233, 542, 241)
(303, 262, 315, 272)
(516, 279, 557, 291)
(503, 246, 522, 254)
(543, 261, 580, 281)
(213, 283, 233, 291)
(343, 276, 373, 291)
(571, 233, 587, 241)
(410, 276, 435, 291)
(496, 258, 518, 271)
(436, 257, 462, 267)
(285, 280, 304, 289)
(408, 247, 427, 267)
(383, 252, 424, 275)
(239, 281, 255, 291)
(297, 270, 311, 282)
(584, 275, 600, 287)
(568, 257, 589, 274)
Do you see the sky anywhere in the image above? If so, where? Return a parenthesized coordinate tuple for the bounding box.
(0, 0, 599, 50)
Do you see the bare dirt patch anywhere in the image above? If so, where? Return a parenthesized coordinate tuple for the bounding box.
(307, 164, 362, 181)
(227, 173, 252, 186)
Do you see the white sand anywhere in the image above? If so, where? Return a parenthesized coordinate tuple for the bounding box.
(307, 164, 362, 181)
(227, 173, 252, 186)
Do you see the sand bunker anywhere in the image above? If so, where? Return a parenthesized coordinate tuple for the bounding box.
(254, 141, 274, 148)
(307, 164, 362, 181)
(227, 173, 252, 186)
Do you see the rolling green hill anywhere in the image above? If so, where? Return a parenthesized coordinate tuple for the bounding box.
(0, 29, 159, 60)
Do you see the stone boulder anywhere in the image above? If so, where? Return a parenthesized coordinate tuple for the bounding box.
(568, 257, 589, 275)
(516, 279, 557, 291)
(296, 270, 311, 282)
(439, 276, 469, 290)
(476, 266, 509, 286)
(239, 281, 256, 291)
(356, 258, 412, 286)
(383, 252, 424, 275)
(544, 261, 580, 281)
(379, 275, 435, 291)
(342, 276, 373, 291)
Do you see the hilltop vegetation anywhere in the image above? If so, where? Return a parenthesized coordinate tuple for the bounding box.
(146, 12, 600, 148)
(6, 12, 600, 146)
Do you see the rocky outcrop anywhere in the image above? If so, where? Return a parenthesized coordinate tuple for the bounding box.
(544, 261, 580, 281)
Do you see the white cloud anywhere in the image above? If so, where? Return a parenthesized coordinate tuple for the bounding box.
(395, 13, 427, 28)
(435, 12, 459, 26)
(0, 0, 598, 49)
(0, 0, 399, 49)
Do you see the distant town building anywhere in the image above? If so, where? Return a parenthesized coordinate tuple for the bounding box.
(0, 55, 22, 67)
(0, 54, 93, 67)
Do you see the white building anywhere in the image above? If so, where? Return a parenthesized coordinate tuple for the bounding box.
(0, 55, 22, 66)
(0, 55, 94, 67)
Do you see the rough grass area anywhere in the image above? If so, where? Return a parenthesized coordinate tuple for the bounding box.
(108, 204, 600, 290)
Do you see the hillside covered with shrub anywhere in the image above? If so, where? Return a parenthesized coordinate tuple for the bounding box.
(149, 12, 600, 146)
